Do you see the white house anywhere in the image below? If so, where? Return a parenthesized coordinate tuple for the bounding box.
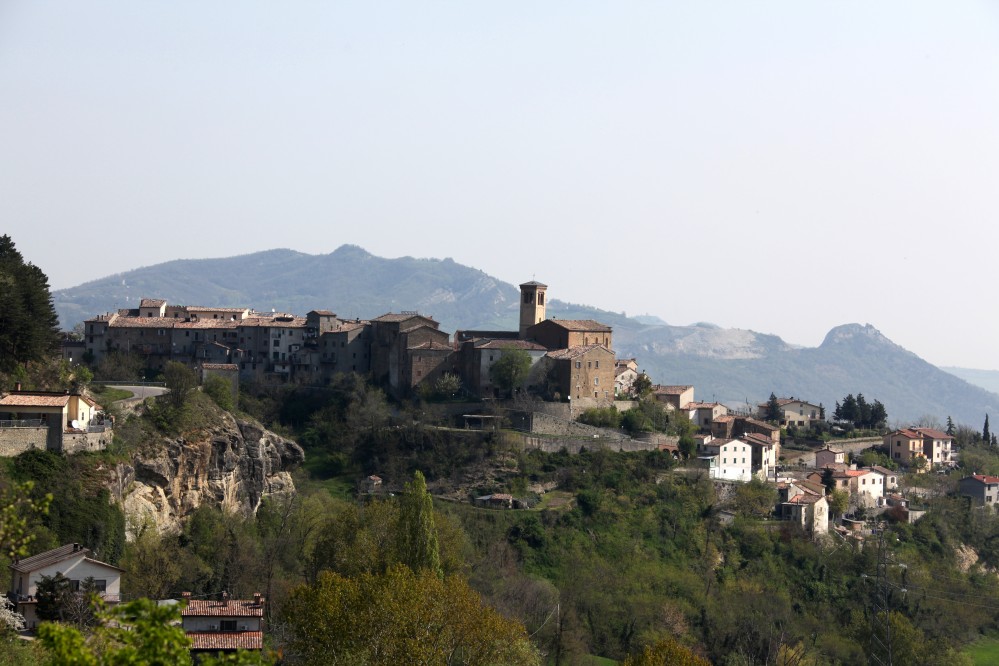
(8, 543, 123, 629)
(698, 437, 752, 481)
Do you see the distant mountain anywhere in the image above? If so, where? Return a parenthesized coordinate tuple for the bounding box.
(53, 246, 999, 426)
(941, 367, 999, 396)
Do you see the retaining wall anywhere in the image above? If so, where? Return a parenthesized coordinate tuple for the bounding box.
(0, 427, 48, 456)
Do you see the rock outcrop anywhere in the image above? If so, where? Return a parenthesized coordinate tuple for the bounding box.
(116, 412, 304, 535)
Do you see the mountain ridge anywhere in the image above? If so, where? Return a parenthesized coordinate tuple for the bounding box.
(53, 246, 999, 425)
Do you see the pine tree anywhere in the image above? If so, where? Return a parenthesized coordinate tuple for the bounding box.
(397, 470, 442, 577)
(765, 393, 782, 422)
(0, 235, 61, 373)
(984, 414, 992, 446)
(946, 416, 955, 436)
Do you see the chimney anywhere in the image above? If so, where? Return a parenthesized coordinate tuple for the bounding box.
(72, 543, 80, 552)
(15, 383, 21, 392)
(222, 591, 230, 606)
(253, 592, 262, 606)
(182, 591, 191, 599)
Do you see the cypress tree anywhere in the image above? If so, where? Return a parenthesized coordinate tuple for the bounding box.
(984, 414, 991, 446)
(397, 470, 442, 577)
(0, 235, 61, 372)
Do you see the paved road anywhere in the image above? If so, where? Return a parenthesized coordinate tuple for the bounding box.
(107, 384, 169, 408)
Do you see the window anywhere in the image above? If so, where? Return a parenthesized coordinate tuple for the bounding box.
(595, 360, 599, 368)
(220, 620, 237, 632)
(587, 361, 591, 368)
(575, 361, 581, 369)
(594, 378, 599, 386)
(524, 292, 532, 304)
(537, 292, 544, 305)
(273, 339, 279, 347)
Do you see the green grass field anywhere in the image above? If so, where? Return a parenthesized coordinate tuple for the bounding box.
(965, 635, 999, 664)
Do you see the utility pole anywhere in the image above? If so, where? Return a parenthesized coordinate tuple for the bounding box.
(867, 522, 894, 665)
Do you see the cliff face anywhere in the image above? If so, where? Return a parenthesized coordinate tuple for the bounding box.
(115, 412, 305, 535)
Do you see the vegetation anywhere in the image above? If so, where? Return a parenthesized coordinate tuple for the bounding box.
(489, 350, 532, 397)
(0, 235, 61, 374)
(832, 393, 887, 430)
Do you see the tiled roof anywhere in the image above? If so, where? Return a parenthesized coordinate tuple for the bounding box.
(712, 415, 735, 423)
(545, 344, 611, 361)
(653, 385, 693, 394)
(614, 366, 636, 377)
(742, 433, 775, 447)
(787, 494, 823, 505)
(543, 319, 612, 332)
(372, 313, 434, 323)
(870, 465, 896, 476)
(0, 393, 71, 407)
(914, 428, 953, 440)
(309, 310, 336, 316)
(686, 402, 720, 409)
(139, 298, 167, 308)
(185, 307, 248, 313)
(967, 474, 999, 485)
(238, 317, 307, 328)
(110, 317, 178, 328)
(187, 631, 263, 651)
(181, 599, 264, 618)
(10, 543, 122, 574)
(742, 418, 779, 433)
(407, 341, 452, 351)
(202, 364, 238, 370)
(175, 320, 239, 329)
(519, 280, 547, 288)
(476, 339, 547, 351)
(891, 428, 922, 439)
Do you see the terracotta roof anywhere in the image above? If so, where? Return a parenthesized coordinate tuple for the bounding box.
(202, 364, 238, 370)
(742, 433, 775, 447)
(967, 474, 999, 485)
(0, 393, 71, 408)
(890, 428, 922, 439)
(742, 417, 779, 433)
(712, 415, 735, 423)
(913, 428, 953, 440)
(870, 465, 896, 476)
(795, 479, 826, 495)
(109, 317, 178, 328)
(139, 298, 167, 308)
(185, 306, 249, 313)
(181, 599, 264, 618)
(490, 493, 514, 501)
(309, 310, 336, 316)
(614, 366, 636, 377)
(686, 402, 721, 409)
(542, 319, 612, 332)
(476, 339, 547, 351)
(545, 344, 612, 361)
(175, 320, 239, 329)
(238, 317, 307, 328)
(187, 631, 263, 651)
(787, 494, 823, 505)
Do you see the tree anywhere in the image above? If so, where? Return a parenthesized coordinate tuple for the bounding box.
(432, 372, 462, 400)
(622, 637, 710, 666)
(202, 374, 235, 411)
(397, 471, 442, 577)
(489, 350, 532, 398)
(0, 235, 61, 373)
(984, 414, 991, 446)
(765, 393, 782, 423)
(733, 480, 777, 519)
(163, 361, 197, 410)
(280, 565, 539, 666)
(946, 416, 955, 436)
(631, 373, 653, 399)
(0, 479, 52, 561)
(828, 489, 849, 520)
(0, 595, 25, 634)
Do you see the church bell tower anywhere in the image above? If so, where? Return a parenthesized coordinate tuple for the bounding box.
(519, 281, 547, 338)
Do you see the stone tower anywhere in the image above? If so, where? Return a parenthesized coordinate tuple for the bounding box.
(519, 281, 547, 338)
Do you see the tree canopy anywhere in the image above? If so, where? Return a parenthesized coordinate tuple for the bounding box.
(0, 235, 61, 373)
(489, 350, 532, 397)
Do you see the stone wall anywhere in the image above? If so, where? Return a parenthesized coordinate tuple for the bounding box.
(518, 431, 678, 455)
(62, 430, 113, 454)
(0, 427, 48, 456)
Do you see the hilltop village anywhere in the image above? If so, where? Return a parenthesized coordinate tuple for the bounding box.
(40, 279, 977, 538)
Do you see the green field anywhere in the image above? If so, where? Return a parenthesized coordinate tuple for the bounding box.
(965, 635, 999, 664)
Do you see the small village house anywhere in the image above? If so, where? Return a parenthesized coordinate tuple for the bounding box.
(180, 592, 265, 655)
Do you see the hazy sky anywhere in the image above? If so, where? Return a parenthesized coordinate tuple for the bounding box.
(3, 2, 998, 369)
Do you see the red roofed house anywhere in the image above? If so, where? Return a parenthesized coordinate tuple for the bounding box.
(684, 402, 728, 429)
(959, 474, 999, 507)
(0, 390, 110, 455)
(544, 345, 616, 406)
(884, 429, 929, 470)
(913, 427, 956, 468)
(756, 398, 823, 427)
(814, 446, 846, 469)
(8, 543, 123, 630)
(777, 482, 829, 537)
(180, 592, 265, 655)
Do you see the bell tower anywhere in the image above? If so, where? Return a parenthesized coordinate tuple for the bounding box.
(519, 281, 547, 338)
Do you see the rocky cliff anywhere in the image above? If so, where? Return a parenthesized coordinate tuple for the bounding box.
(113, 412, 305, 535)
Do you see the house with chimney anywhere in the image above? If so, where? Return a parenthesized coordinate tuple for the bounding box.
(0, 390, 112, 456)
(8, 543, 123, 630)
(180, 592, 265, 655)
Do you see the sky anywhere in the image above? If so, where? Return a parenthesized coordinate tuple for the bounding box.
(2, 1, 998, 369)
